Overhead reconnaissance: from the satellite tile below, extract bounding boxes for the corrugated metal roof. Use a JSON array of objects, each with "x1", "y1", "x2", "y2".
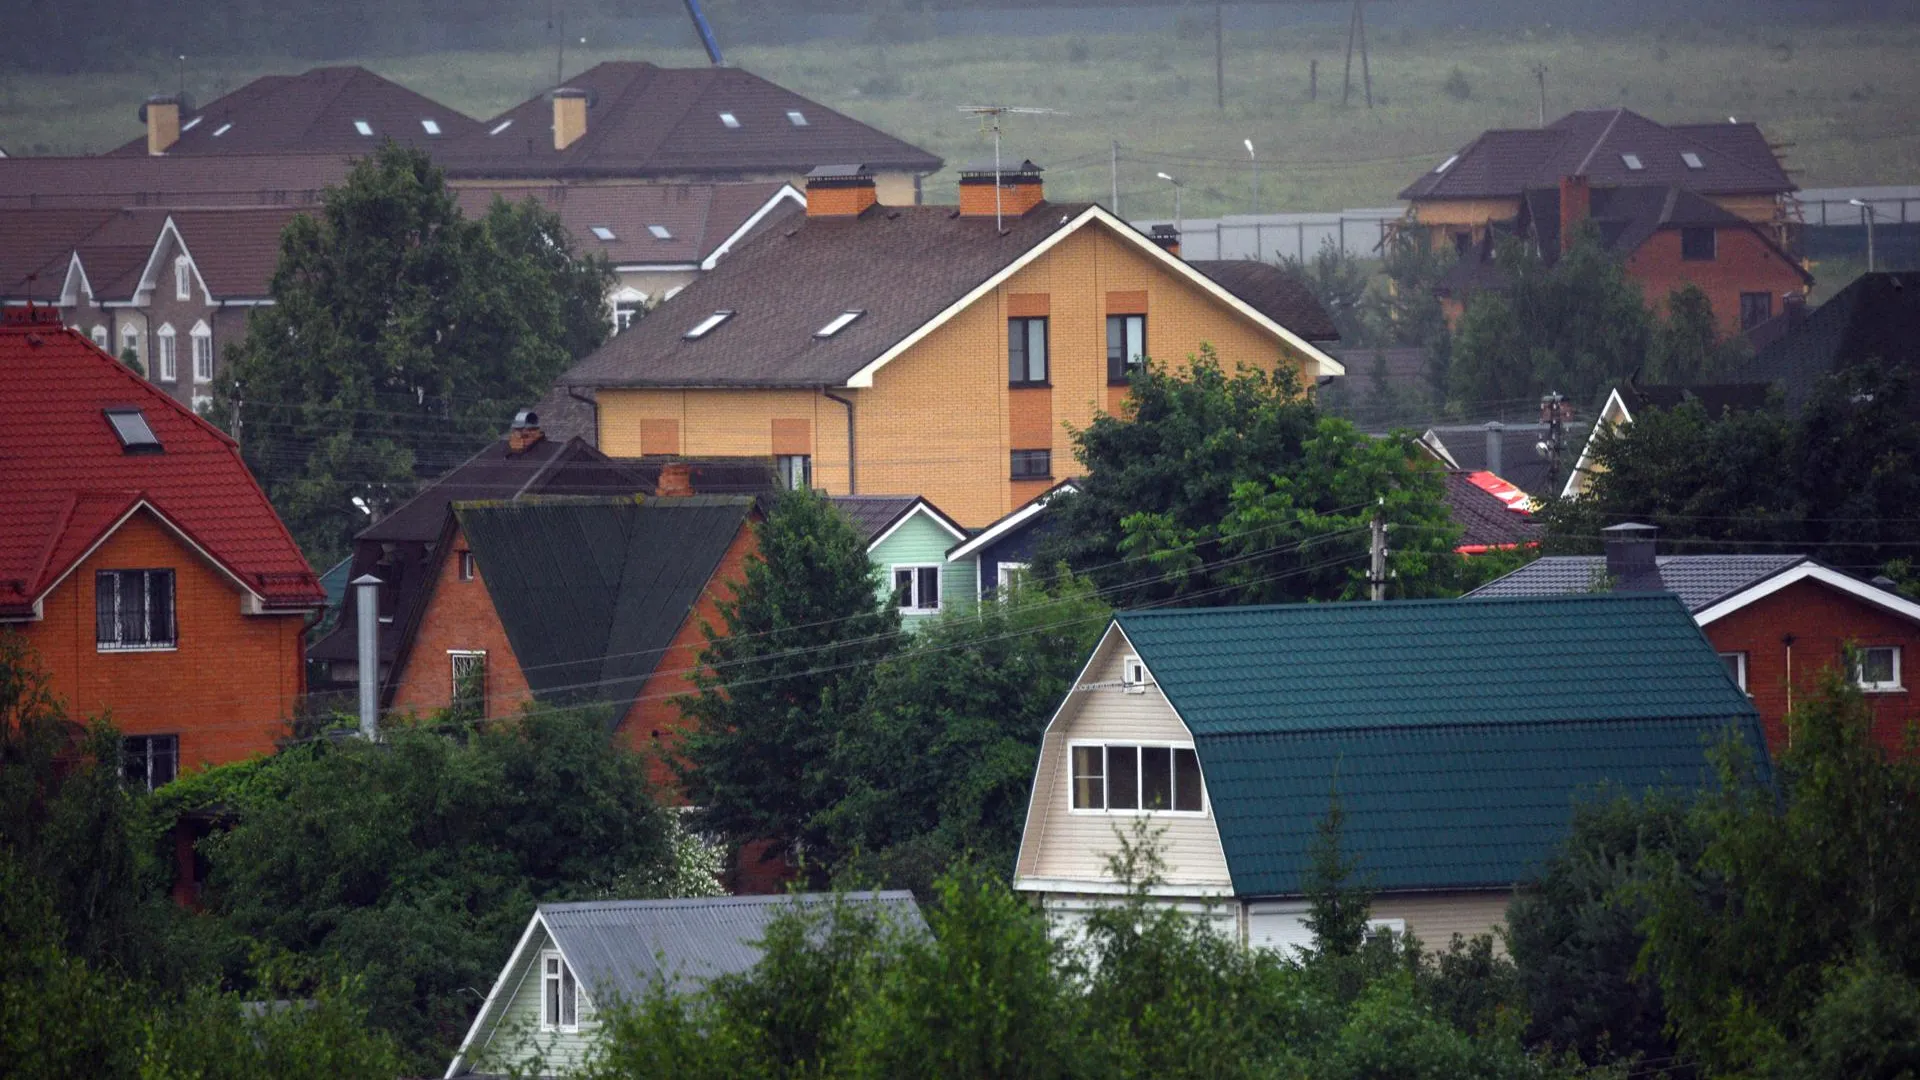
[{"x1": 1467, "y1": 554, "x2": 1807, "y2": 611}]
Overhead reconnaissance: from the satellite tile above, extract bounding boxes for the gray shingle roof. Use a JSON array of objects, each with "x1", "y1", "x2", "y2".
[
  {"x1": 1422, "y1": 424, "x2": 1577, "y2": 500},
  {"x1": 1736, "y1": 271, "x2": 1920, "y2": 416},
  {"x1": 1443, "y1": 470, "x2": 1542, "y2": 550},
  {"x1": 1467, "y1": 553, "x2": 1807, "y2": 611},
  {"x1": 1187, "y1": 260, "x2": 1340, "y2": 342},
  {"x1": 828, "y1": 495, "x2": 922, "y2": 545}
]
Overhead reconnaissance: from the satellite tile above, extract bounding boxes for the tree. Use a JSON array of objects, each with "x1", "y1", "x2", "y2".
[
  {"x1": 216, "y1": 143, "x2": 614, "y2": 565},
  {"x1": 675, "y1": 487, "x2": 901, "y2": 880},
  {"x1": 1646, "y1": 285, "x2": 1749, "y2": 383},
  {"x1": 1278, "y1": 237, "x2": 1374, "y2": 347}
]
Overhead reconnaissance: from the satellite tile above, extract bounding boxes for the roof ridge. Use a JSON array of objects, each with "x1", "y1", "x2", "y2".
[{"x1": 1571, "y1": 107, "x2": 1627, "y2": 176}]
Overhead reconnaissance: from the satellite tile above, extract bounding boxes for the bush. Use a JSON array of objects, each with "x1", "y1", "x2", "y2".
[{"x1": 1443, "y1": 67, "x2": 1474, "y2": 100}]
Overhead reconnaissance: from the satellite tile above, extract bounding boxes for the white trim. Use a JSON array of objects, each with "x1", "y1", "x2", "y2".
[
  {"x1": 131, "y1": 218, "x2": 213, "y2": 305},
  {"x1": 1695, "y1": 561, "x2": 1920, "y2": 627},
  {"x1": 538, "y1": 947, "x2": 581, "y2": 1033},
  {"x1": 1064, "y1": 738, "x2": 1207, "y2": 816},
  {"x1": 189, "y1": 319, "x2": 213, "y2": 382},
  {"x1": 868, "y1": 498, "x2": 967, "y2": 553},
  {"x1": 154, "y1": 322, "x2": 177, "y2": 382},
  {"x1": 841, "y1": 205, "x2": 1346, "y2": 389},
  {"x1": 173, "y1": 255, "x2": 193, "y2": 301},
  {"x1": 446, "y1": 912, "x2": 549, "y2": 1078},
  {"x1": 29, "y1": 500, "x2": 268, "y2": 614},
  {"x1": 1718, "y1": 650, "x2": 1749, "y2": 693},
  {"x1": 60, "y1": 252, "x2": 93, "y2": 307},
  {"x1": 612, "y1": 262, "x2": 701, "y2": 273},
  {"x1": 1015, "y1": 877, "x2": 1235, "y2": 898},
  {"x1": 701, "y1": 184, "x2": 806, "y2": 270},
  {"x1": 890, "y1": 562, "x2": 943, "y2": 614},
  {"x1": 1562, "y1": 386, "x2": 1634, "y2": 499},
  {"x1": 947, "y1": 480, "x2": 1079, "y2": 562},
  {"x1": 1854, "y1": 645, "x2": 1904, "y2": 694}
]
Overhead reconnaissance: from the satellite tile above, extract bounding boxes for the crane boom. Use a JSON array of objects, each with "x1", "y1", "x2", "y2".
[{"x1": 682, "y1": 0, "x2": 725, "y2": 66}]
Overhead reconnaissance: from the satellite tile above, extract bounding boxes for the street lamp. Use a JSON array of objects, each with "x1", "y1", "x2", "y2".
[
  {"x1": 1157, "y1": 171, "x2": 1184, "y2": 241},
  {"x1": 1849, "y1": 198, "x2": 1880, "y2": 273},
  {"x1": 1244, "y1": 138, "x2": 1258, "y2": 214}
]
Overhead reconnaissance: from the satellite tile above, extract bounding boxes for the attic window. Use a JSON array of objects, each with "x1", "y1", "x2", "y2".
[
  {"x1": 787, "y1": 110, "x2": 808, "y2": 126},
  {"x1": 489, "y1": 119, "x2": 514, "y2": 136},
  {"x1": 353, "y1": 120, "x2": 374, "y2": 136},
  {"x1": 590, "y1": 226, "x2": 617, "y2": 241},
  {"x1": 180, "y1": 116, "x2": 203, "y2": 133},
  {"x1": 421, "y1": 119, "x2": 442, "y2": 135},
  {"x1": 1682, "y1": 151, "x2": 1704, "y2": 169},
  {"x1": 1434, "y1": 154, "x2": 1458, "y2": 174},
  {"x1": 104, "y1": 408, "x2": 161, "y2": 453},
  {"x1": 683, "y1": 310, "x2": 735, "y2": 339},
  {"x1": 1621, "y1": 153, "x2": 1644, "y2": 171},
  {"x1": 814, "y1": 310, "x2": 865, "y2": 338},
  {"x1": 719, "y1": 111, "x2": 741, "y2": 129},
  {"x1": 647, "y1": 224, "x2": 673, "y2": 240},
  {"x1": 212, "y1": 123, "x2": 232, "y2": 137}
]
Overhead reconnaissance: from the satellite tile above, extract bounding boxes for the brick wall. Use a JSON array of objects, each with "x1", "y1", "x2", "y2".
[
  {"x1": 1624, "y1": 225, "x2": 1807, "y2": 336},
  {"x1": 1706, "y1": 578, "x2": 1920, "y2": 754},
  {"x1": 16, "y1": 510, "x2": 307, "y2": 772},
  {"x1": 388, "y1": 524, "x2": 538, "y2": 721}
]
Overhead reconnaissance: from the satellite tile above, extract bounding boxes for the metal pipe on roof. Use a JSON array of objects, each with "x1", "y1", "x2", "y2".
[{"x1": 354, "y1": 573, "x2": 383, "y2": 741}]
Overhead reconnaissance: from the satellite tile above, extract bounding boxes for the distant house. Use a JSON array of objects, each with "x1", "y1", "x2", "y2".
[
  {"x1": 1471, "y1": 522, "x2": 1920, "y2": 754},
  {"x1": 112, "y1": 66, "x2": 481, "y2": 157},
  {"x1": 945, "y1": 478, "x2": 1080, "y2": 600},
  {"x1": 1443, "y1": 470, "x2": 1540, "y2": 553},
  {"x1": 1734, "y1": 270, "x2": 1920, "y2": 416},
  {"x1": 1418, "y1": 422, "x2": 1576, "y2": 500},
  {"x1": 1013, "y1": 595, "x2": 1763, "y2": 951},
  {"x1": 1560, "y1": 380, "x2": 1773, "y2": 498},
  {"x1": 830, "y1": 495, "x2": 974, "y2": 622}
]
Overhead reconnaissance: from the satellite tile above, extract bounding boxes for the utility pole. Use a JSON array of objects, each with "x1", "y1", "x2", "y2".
[
  {"x1": 1214, "y1": 0, "x2": 1225, "y2": 112},
  {"x1": 1309, "y1": 58, "x2": 1318, "y2": 102},
  {"x1": 1111, "y1": 140, "x2": 1120, "y2": 215},
  {"x1": 1369, "y1": 501, "x2": 1387, "y2": 602},
  {"x1": 1342, "y1": 2, "x2": 1357, "y2": 106},
  {"x1": 1538, "y1": 390, "x2": 1573, "y2": 483},
  {"x1": 1358, "y1": 0, "x2": 1372, "y2": 108},
  {"x1": 1532, "y1": 64, "x2": 1548, "y2": 126}
]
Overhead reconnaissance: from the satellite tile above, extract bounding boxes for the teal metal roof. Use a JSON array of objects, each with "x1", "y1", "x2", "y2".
[{"x1": 1112, "y1": 595, "x2": 1765, "y2": 895}]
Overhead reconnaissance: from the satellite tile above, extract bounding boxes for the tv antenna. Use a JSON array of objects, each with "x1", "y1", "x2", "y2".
[{"x1": 957, "y1": 105, "x2": 1065, "y2": 232}]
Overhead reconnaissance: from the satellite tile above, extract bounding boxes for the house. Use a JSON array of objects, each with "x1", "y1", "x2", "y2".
[
  {"x1": 558, "y1": 161, "x2": 1345, "y2": 529},
  {"x1": 384, "y1": 494, "x2": 758, "y2": 790},
  {"x1": 1013, "y1": 593, "x2": 1764, "y2": 951},
  {"x1": 0, "y1": 305, "x2": 324, "y2": 781},
  {"x1": 829, "y1": 495, "x2": 975, "y2": 622},
  {"x1": 1398, "y1": 109, "x2": 1796, "y2": 256},
  {"x1": 113, "y1": 67, "x2": 482, "y2": 157},
  {"x1": 1444, "y1": 470, "x2": 1540, "y2": 553},
  {"x1": 0, "y1": 152, "x2": 355, "y2": 212},
  {"x1": 1734, "y1": 270, "x2": 1920, "y2": 416},
  {"x1": 945, "y1": 478, "x2": 1080, "y2": 600},
  {"x1": 1560, "y1": 380, "x2": 1774, "y2": 498},
  {"x1": 1470, "y1": 522, "x2": 1920, "y2": 754},
  {"x1": 433, "y1": 61, "x2": 942, "y2": 204},
  {"x1": 1418, "y1": 422, "x2": 1576, "y2": 500},
  {"x1": 446, "y1": 892, "x2": 923, "y2": 1079}
]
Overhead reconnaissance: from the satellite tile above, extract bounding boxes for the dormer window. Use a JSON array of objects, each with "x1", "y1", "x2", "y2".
[
  {"x1": 1621, "y1": 153, "x2": 1644, "y2": 171},
  {"x1": 104, "y1": 408, "x2": 161, "y2": 453},
  {"x1": 212, "y1": 123, "x2": 232, "y2": 137},
  {"x1": 719, "y1": 112, "x2": 741, "y2": 129},
  {"x1": 683, "y1": 310, "x2": 735, "y2": 339},
  {"x1": 814, "y1": 310, "x2": 864, "y2": 338},
  {"x1": 490, "y1": 119, "x2": 514, "y2": 136},
  {"x1": 421, "y1": 119, "x2": 442, "y2": 135},
  {"x1": 1681, "y1": 151, "x2": 1704, "y2": 169},
  {"x1": 786, "y1": 110, "x2": 808, "y2": 126},
  {"x1": 590, "y1": 226, "x2": 616, "y2": 241},
  {"x1": 353, "y1": 120, "x2": 374, "y2": 136},
  {"x1": 648, "y1": 225, "x2": 673, "y2": 240}
]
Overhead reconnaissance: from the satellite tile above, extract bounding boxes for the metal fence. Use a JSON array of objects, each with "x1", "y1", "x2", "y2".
[
  {"x1": 1130, "y1": 210, "x2": 1403, "y2": 263},
  {"x1": 1796, "y1": 186, "x2": 1920, "y2": 268}
]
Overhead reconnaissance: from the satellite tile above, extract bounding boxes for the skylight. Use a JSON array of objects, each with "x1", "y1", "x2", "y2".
[
  {"x1": 590, "y1": 226, "x2": 617, "y2": 241},
  {"x1": 684, "y1": 310, "x2": 736, "y2": 339},
  {"x1": 1681, "y1": 151, "x2": 1705, "y2": 169},
  {"x1": 354, "y1": 120, "x2": 374, "y2": 136},
  {"x1": 421, "y1": 118, "x2": 442, "y2": 135},
  {"x1": 719, "y1": 112, "x2": 741, "y2": 129},
  {"x1": 490, "y1": 119, "x2": 514, "y2": 136},
  {"x1": 648, "y1": 225, "x2": 673, "y2": 240},
  {"x1": 1621, "y1": 153, "x2": 1644, "y2": 170},
  {"x1": 787, "y1": 110, "x2": 808, "y2": 126},
  {"x1": 104, "y1": 408, "x2": 161, "y2": 453},
  {"x1": 212, "y1": 123, "x2": 232, "y2": 137},
  {"x1": 180, "y1": 116, "x2": 203, "y2": 133},
  {"x1": 1434, "y1": 154, "x2": 1459, "y2": 174},
  {"x1": 814, "y1": 310, "x2": 865, "y2": 338}
]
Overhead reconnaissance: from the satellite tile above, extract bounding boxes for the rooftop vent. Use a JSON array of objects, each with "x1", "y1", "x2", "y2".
[
  {"x1": 590, "y1": 226, "x2": 616, "y2": 241},
  {"x1": 684, "y1": 310, "x2": 735, "y2": 340},
  {"x1": 353, "y1": 120, "x2": 374, "y2": 136},
  {"x1": 719, "y1": 111, "x2": 741, "y2": 129},
  {"x1": 815, "y1": 310, "x2": 865, "y2": 338},
  {"x1": 648, "y1": 225, "x2": 673, "y2": 240},
  {"x1": 104, "y1": 408, "x2": 161, "y2": 453}
]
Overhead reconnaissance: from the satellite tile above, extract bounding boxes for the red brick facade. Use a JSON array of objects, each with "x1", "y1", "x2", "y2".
[{"x1": 1623, "y1": 224, "x2": 1809, "y2": 337}]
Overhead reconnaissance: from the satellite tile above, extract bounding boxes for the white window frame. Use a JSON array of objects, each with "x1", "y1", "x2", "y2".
[
  {"x1": 775, "y1": 454, "x2": 812, "y2": 491},
  {"x1": 540, "y1": 950, "x2": 579, "y2": 1032},
  {"x1": 121, "y1": 324, "x2": 141, "y2": 362},
  {"x1": 996, "y1": 561, "x2": 1029, "y2": 592},
  {"x1": 1066, "y1": 740, "x2": 1206, "y2": 816},
  {"x1": 458, "y1": 551, "x2": 475, "y2": 582},
  {"x1": 449, "y1": 650, "x2": 487, "y2": 713},
  {"x1": 122, "y1": 733, "x2": 179, "y2": 792},
  {"x1": 892, "y1": 563, "x2": 941, "y2": 615},
  {"x1": 174, "y1": 256, "x2": 192, "y2": 301},
  {"x1": 683, "y1": 310, "x2": 734, "y2": 340},
  {"x1": 1719, "y1": 651, "x2": 1748, "y2": 693},
  {"x1": 154, "y1": 323, "x2": 177, "y2": 382},
  {"x1": 1681, "y1": 151, "x2": 1704, "y2": 169},
  {"x1": 1855, "y1": 646, "x2": 1904, "y2": 693},
  {"x1": 1621, "y1": 153, "x2": 1644, "y2": 171},
  {"x1": 91, "y1": 325, "x2": 109, "y2": 349},
  {"x1": 353, "y1": 120, "x2": 374, "y2": 136},
  {"x1": 1121, "y1": 654, "x2": 1149, "y2": 693},
  {"x1": 190, "y1": 321, "x2": 213, "y2": 383},
  {"x1": 421, "y1": 118, "x2": 441, "y2": 135},
  {"x1": 718, "y1": 111, "x2": 741, "y2": 129},
  {"x1": 611, "y1": 288, "x2": 647, "y2": 334},
  {"x1": 786, "y1": 109, "x2": 808, "y2": 126}
]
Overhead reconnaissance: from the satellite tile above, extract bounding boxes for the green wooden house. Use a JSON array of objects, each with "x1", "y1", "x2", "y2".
[{"x1": 831, "y1": 495, "x2": 974, "y2": 623}]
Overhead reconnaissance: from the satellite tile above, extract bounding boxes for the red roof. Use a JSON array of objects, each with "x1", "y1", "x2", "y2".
[{"x1": 0, "y1": 306, "x2": 322, "y2": 616}]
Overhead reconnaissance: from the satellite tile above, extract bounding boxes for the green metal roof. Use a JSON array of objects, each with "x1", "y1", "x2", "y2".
[
  {"x1": 1113, "y1": 595, "x2": 1765, "y2": 895},
  {"x1": 455, "y1": 496, "x2": 753, "y2": 721}
]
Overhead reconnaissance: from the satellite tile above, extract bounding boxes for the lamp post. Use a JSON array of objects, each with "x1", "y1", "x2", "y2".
[
  {"x1": 1244, "y1": 138, "x2": 1258, "y2": 214},
  {"x1": 1157, "y1": 171, "x2": 1183, "y2": 241},
  {"x1": 1849, "y1": 198, "x2": 1880, "y2": 273}
]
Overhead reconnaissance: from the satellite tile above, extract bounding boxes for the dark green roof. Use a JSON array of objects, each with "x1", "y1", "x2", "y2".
[
  {"x1": 455, "y1": 496, "x2": 753, "y2": 721},
  {"x1": 1114, "y1": 595, "x2": 1765, "y2": 895}
]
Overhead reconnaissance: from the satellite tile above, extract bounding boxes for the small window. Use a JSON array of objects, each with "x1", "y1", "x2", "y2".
[
  {"x1": 1010, "y1": 449, "x2": 1051, "y2": 481},
  {"x1": 1740, "y1": 291, "x2": 1773, "y2": 330},
  {"x1": 154, "y1": 324, "x2": 177, "y2": 382},
  {"x1": 489, "y1": 119, "x2": 514, "y2": 136},
  {"x1": 996, "y1": 561, "x2": 1029, "y2": 592},
  {"x1": 421, "y1": 118, "x2": 441, "y2": 135},
  {"x1": 120, "y1": 325, "x2": 141, "y2": 361},
  {"x1": 647, "y1": 224, "x2": 673, "y2": 240},
  {"x1": 718, "y1": 111, "x2": 741, "y2": 129},
  {"x1": 180, "y1": 115, "x2": 203, "y2": 133},
  {"x1": 174, "y1": 256, "x2": 192, "y2": 301},
  {"x1": 787, "y1": 110, "x2": 808, "y2": 126},
  {"x1": 1719, "y1": 651, "x2": 1748, "y2": 692},
  {"x1": 96, "y1": 569, "x2": 176, "y2": 651},
  {"x1": 541, "y1": 951, "x2": 578, "y2": 1031},
  {"x1": 1008, "y1": 316, "x2": 1048, "y2": 385},
  {"x1": 590, "y1": 226, "x2": 616, "y2": 242},
  {"x1": 814, "y1": 310, "x2": 864, "y2": 338},
  {"x1": 450, "y1": 651, "x2": 487, "y2": 714},
  {"x1": 776, "y1": 454, "x2": 811, "y2": 491},
  {"x1": 1621, "y1": 153, "x2": 1644, "y2": 171},
  {"x1": 122, "y1": 734, "x2": 178, "y2": 791},
  {"x1": 892, "y1": 565, "x2": 941, "y2": 614},
  {"x1": 1434, "y1": 154, "x2": 1458, "y2": 174},
  {"x1": 1856, "y1": 646, "x2": 1903, "y2": 692},
  {"x1": 191, "y1": 395, "x2": 212, "y2": 415},
  {"x1": 458, "y1": 551, "x2": 475, "y2": 581},
  {"x1": 353, "y1": 120, "x2": 374, "y2": 136},
  {"x1": 1122, "y1": 655, "x2": 1148, "y2": 692},
  {"x1": 1070, "y1": 743, "x2": 1203, "y2": 813},
  {"x1": 90, "y1": 326, "x2": 109, "y2": 349},
  {"x1": 684, "y1": 310, "x2": 734, "y2": 340},
  {"x1": 1681, "y1": 151, "x2": 1705, "y2": 169},
  {"x1": 1106, "y1": 313, "x2": 1146, "y2": 384},
  {"x1": 1680, "y1": 227, "x2": 1716, "y2": 262},
  {"x1": 613, "y1": 298, "x2": 643, "y2": 333},
  {"x1": 190, "y1": 322, "x2": 212, "y2": 383},
  {"x1": 212, "y1": 123, "x2": 232, "y2": 137}
]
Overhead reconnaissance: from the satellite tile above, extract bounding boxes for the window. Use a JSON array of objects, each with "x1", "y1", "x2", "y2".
[
  {"x1": 105, "y1": 406, "x2": 160, "y2": 452},
  {"x1": 353, "y1": 120, "x2": 373, "y2": 136},
  {"x1": 155, "y1": 324, "x2": 177, "y2": 382},
  {"x1": 893, "y1": 565, "x2": 941, "y2": 614},
  {"x1": 1680, "y1": 227, "x2": 1716, "y2": 261},
  {"x1": 1740, "y1": 291, "x2": 1773, "y2": 329},
  {"x1": 1070, "y1": 743, "x2": 1203, "y2": 813},
  {"x1": 489, "y1": 118, "x2": 513, "y2": 136},
  {"x1": 1682, "y1": 151, "x2": 1705, "y2": 169},
  {"x1": 718, "y1": 111, "x2": 741, "y2": 129},
  {"x1": 683, "y1": 310, "x2": 734, "y2": 339},
  {"x1": 90, "y1": 325, "x2": 109, "y2": 349},
  {"x1": 648, "y1": 224, "x2": 673, "y2": 240},
  {"x1": 450, "y1": 651, "x2": 487, "y2": 713},
  {"x1": 122, "y1": 735, "x2": 178, "y2": 791},
  {"x1": 1621, "y1": 153, "x2": 1644, "y2": 170},
  {"x1": 190, "y1": 321, "x2": 212, "y2": 382},
  {"x1": 1434, "y1": 154, "x2": 1458, "y2": 174},
  {"x1": 96, "y1": 569, "x2": 176, "y2": 651},
  {"x1": 1106, "y1": 314, "x2": 1146, "y2": 383},
  {"x1": 1122, "y1": 654, "x2": 1148, "y2": 692},
  {"x1": 814, "y1": 310, "x2": 864, "y2": 338},
  {"x1": 776, "y1": 454, "x2": 812, "y2": 491},
  {"x1": 786, "y1": 109, "x2": 808, "y2": 126},
  {"x1": 1452, "y1": 230, "x2": 1472, "y2": 255},
  {"x1": 120, "y1": 325, "x2": 140, "y2": 363},
  {"x1": 212, "y1": 122, "x2": 232, "y2": 137},
  {"x1": 1008, "y1": 317, "x2": 1048, "y2": 385},
  {"x1": 613, "y1": 297, "x2": 643, "y2": 333},
  {"x1": 996, "y1": 562, "x2": 1029, "y2": 591},
  {"x1": 421, "y1": 118, "x2": 441, "y2": 135},
  {"x1": 191, "y1": 395, "x2": 212, "y2": 415},
  {"x1": 590, "y1": 226, "x2": 616, "y2": 241},
  {"x1": 458, "y1": 551, "x2": 475, "y2": 581},
  {"x1": 181, "y1": 115, "x2": 203, "y2": 133},
  {"x1": 1719, "y1": 651, "x2": 1748, "y2": 692},
  {"x1": 1010, "y1": 449, "x2": 1051, "y2": 480},
  {"x1": 541, "y1": 951, "x2": 578, "y2": 1031},
  {"x1": 174, "y1": 256, "x2": 192, "y2": 301},
  {"x1": 1856, "y1": 646, "x2": 1903, "y2": 692}
]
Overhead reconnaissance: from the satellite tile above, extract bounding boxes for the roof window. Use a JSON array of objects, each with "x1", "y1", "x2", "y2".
[
  {"x1": 180, "y1": 116, "x2": 203, "y2": 133},
  {"x1": 1434, "y1": 154, "x2": 1458, "y2": 174},
  {"x1": 1621, "y1": 153, "x2": 1644, "y2": 170},
  {"x1": 421, "y1": 118, "x2": 442, "y2": 135},
  {"x1": 104, "y1": 408, "x2": 161, "y2": 453},
  {"x1": 814, "y1": 310, "x2": 865, "y2": 338},
  {"x1": 684, "y1": 310, "x2": 736, "y2": 340},
  {"x1": 590, "y1": 226, "x2": 617, "y2": 241},
  {"x1": 1681, "y1": 151, "x2": 1704, "y2": 169},
  {"x1": 719, "y1": 112, "x2": 742, "y2": 129},
  {"x1": 647, "y1": 224, "x2": 673, "y2": 240},
  {"x1": 212, "y1": 123, "x2": 232, "y2": 137},
  {"x1": 353, "y1": 120, "x2": 374, "y2": 136},
  {"x1": 787, "y1": 110, "x2": 808, "y2": 126},
  {"x1": 490, "y1": 119, "x2": 514, "y2": 136}
]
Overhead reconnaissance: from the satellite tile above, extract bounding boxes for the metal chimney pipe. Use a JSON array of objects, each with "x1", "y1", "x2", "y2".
[
  {"x1": 1484, "y1": 421, "x2": 1504, "y2": 477},
  {"x1": 352, "y1": 573, "x2": 383, "y2": 740}
]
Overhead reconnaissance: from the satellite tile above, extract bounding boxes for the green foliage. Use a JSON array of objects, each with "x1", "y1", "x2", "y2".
[
  {"x1": 119, "y1": 343, "x2": 144, "y2": 377},
  {"x1": 1647, "y1": 285, "x2": 1750, "y2": 383},
  {"x1": 216, "y1": 143, "x2": 614, "y2": 565},
  {"x1": 675, "y1": 487, "x2": 902, "y2": 880},
  {"x1": 1278, "y1": 237, "x2": 1373, "y2": 346},
  {"x1": 825, "y1": 574, "x2": 1111, "y2": 893},
  {"x1": 1304, "y1": 791, "x2": 1372, "y2": 961}
]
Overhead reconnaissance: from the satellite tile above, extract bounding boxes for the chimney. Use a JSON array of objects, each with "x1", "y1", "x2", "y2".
[
  {"x1": 804, "y1": 164, "x2": 878, "y2": 217},
  {"x1": 1558, "y1": 174, "x2": 1591, "y2": 254},
  {"x1": 1148, "y1": 224, "x2": 1182, "y2": 259},
  {"x1": 353, "y1": 573, "x2": 383, "y2": 741},
  {"x1": 551, "y1": 87, "x2": 589, "y2": 151},
  {"x1": 1602, "y1": 522, "x2": 1661, "y2": 591},
  {"x1": 657, "y1": 462, "x2": 693, "y2": 497},
  {"x1": 142, "y1": 95, "x2": 181, "y2": 156},
  {"x1": 1483, "y1": 421, "x2": 1504, "y2": 477},
  {"x1": 958, "y1": 158, "x2": 1045, "y2": 219},
  {"x1": 507, "y1": 409, "x2": 543, "y2": 454}
]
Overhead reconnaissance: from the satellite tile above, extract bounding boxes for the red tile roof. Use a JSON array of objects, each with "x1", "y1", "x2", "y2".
[
  {"x1": 109, "y1": 67, "x2": 482, "y2": 157},
  {"x1": 0, "y1": 307, "x2": 322, "y2": 616}
]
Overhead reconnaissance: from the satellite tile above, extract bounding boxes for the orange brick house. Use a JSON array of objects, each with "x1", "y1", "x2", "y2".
[
  {"x1": 557, "y1": 161, "x2": 1345, "y2": 529},
  {"x1": 0, "y1": 306, "x2": 324, "y2": 785}
]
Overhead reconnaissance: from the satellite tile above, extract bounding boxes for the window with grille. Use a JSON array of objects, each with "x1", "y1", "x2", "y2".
[
  {"x1": 450, "y1": 651, "x2": 487, "y2": 714},
  {"x1": 95, "y1": 569, "x2": 176, "y2": 650},
  {"x1": 1107, "y1": 314, "x2": 1146, "y2": 383},
  {"x1": 892, "y1": 565, "x2": 941, "y2": 614},
  {"x1": 122, "y1": 734, "x2": 178, "y2": 791},
  {"x1": 1071, "y1": 743, "x2": 1203, "y2": 813},
  {"x1": 1008, "y1": 317, "x2": 1049, "y2": 385}
]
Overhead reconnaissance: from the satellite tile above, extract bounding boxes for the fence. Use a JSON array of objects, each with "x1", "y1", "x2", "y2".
[
  {"x1": 1795, "y1": 186, "x2": 1920, "y2": 268},
  {"x1": 1130, "y1": 209, "x2": 1403, "y2": 263}
]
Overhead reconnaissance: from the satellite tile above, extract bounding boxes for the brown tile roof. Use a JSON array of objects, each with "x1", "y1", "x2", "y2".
[
  {"x1": 66, "y1": 209, "x2": 175, "y2": 303},
  {"x1": 1187, "y1": 260, "x2": 1340, "y2": 342},
  {"x1": 0, "y1": 209, "x2": 117, "y2": 298},
  {"x1": 0, "y1": 153, "x2": 355, "y2": 210},
  {"x1": 1443, "y1": 470, "x2": 1543, "y2": 551},
  {"x1": 109, "y1": 67, "x2": 481, "y2": 156},
  {"x1": 452, "y1": 180, "x2": 800, "y2": 267},
  {"x1": 1400, "y1": 109, "x2": 1793, "y2": 201},
  {"x1": 166, "y1": 207, "x2": 304, "y2": 298},
  {"x1": 435, "y1": 62, "x2": 941, "y2": 180}
]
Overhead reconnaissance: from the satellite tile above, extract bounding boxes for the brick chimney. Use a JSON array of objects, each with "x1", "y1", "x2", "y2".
[
  {"x1": 506, "y1": 409, "x2": 544, "y2": 454},
  {"x1": 1602, "y1": 522, "x2": 1661, "y2": 591},
  {"x1": 142, "y1": 95, "x2": 181, "y2": 156},
  {"x1": 1558, "y1": 175, "x2": 1591, "y2": 254},
  {"x1": 656, "y1": 462, "x2": 693, "y2": 497},
  {"x1": 958, "y1": 159, "x2": 1045, "y2": 219},
  {"x1": 1148, "y1": 224, "x2": 1182, "y2": 259},
  {"x1": 804, "y1": 164, "x2": 878, "y2": 217},
  {"x1": 551, "y1": 87, "x2": 589, "y2": 151}
]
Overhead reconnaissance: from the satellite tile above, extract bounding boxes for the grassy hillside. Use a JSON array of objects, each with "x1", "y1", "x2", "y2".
[{"x1": 3, "y1": 20, "x2": 1916, "y2": 218}]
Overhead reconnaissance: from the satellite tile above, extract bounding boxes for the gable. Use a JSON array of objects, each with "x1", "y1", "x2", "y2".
[{"x1": 1696, "y1": 562, "x2": 1920, "y2": 628}]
